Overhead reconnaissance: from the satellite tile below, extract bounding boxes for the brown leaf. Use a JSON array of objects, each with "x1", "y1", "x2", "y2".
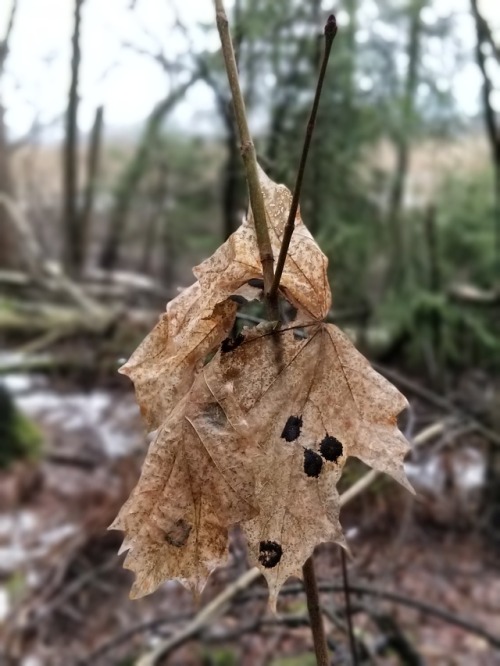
[
  {"x1": 119, "y1": 282, "x2": 236, "y2": 431},
  {"x1": 110, "y1": 369, "x2": 258, "y2": 598},
  {"x1": 207, "y1": 322, "x2": 411, "y2": 605},
  {"x1": 194, "y1": 165, "x2": 331, "y2": 320}
]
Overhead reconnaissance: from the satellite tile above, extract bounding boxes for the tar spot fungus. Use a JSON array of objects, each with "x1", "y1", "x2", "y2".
[
  {"x1": 281, "y1": 415, "x2": 303, "y2": 442},
  {"x1": 164, "y1": 519, "x2": 192, "y2": 548},
  {"x1": 303, "y1": 448, "x2": 323, "y2": 477},
  {"x1": 319, "y1": 434, "x2": 343, "y2": 462},
  {"x1": 258, "y1": 540, "x2": 283, "y2": 568},
  {"x1": 221, "y1": 333, "x2": 245, "y2": 353}
]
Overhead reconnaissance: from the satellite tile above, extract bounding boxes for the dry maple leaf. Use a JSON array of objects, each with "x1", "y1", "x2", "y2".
[
  {"x1": 113, "y1": 162, "x2": 411, "y2": 608},
  {"x1": 205, "y1": 322, "x2": 412, "y2": 607},
  {"x1": 119, "y1": 281, "x2": 236, "y2": 431},
  {"x1": 110, "y1": 367, "x2": 258, "y2": 598},
  {"x1": 194, "y1": 165, "x2": 331, "y2": 321},
  {"x1": 119, "y1": 166, "x2": 328, "y2": 432}
]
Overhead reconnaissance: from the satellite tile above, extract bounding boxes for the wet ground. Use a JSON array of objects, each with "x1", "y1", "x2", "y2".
[{"x1": 0, "y1": 368, "x2": 498, "y2": 665}]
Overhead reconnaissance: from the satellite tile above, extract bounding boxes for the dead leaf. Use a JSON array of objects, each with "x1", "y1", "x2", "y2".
[
  {"x1": 194, "y1": 165, "x2": 331, "y2": 320},
  {"x1": 206, "y1": 322, "x2": 412, "y2": 605},
  {"x1": 119, "y1": 281, "x2": 236, "y2": 431},
  {"x1": 110, "y1": 369, "x2": 258, "y2": 598}
]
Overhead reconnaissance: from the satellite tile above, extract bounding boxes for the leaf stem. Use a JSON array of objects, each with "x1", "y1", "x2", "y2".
[
  {"x1": 341, "y1": 547, "x2": 358, "y2": 665},
  {"x1": 302, "y1": 556, "x2": 330, "y2": 666},
  {"x1": 269, "y1": 15, "x2": 337, "y2": 302},
  {"x1": 214, "y1": 0, "x2": 278, "y2": 319}
]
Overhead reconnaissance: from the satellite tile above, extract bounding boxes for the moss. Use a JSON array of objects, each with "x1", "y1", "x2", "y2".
[
  {"x1": 270, "y1": 655, "x2": 317, "y2": 666},
  {"x1": 199, "y1": 647, "x2": 239, "y2": 666},
  {"x1": 0, "y1": 385, "x2": 42, "y2": 469}
]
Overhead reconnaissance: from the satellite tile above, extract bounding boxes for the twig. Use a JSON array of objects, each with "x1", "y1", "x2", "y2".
[
  {"x1": 341, "y1": 548, "x2": 358, "y2": 665},
  {"x1": 135, "y1": 567, "x2": 260, "y2": 666},
  {"x1": 374, "y1": 363, "x2": 500, "y2": 448},
  {"x1": 269, "y1": 15, "x2": 337, "y2": 301},
  {"x1": 242, "y1": 582, "x2": 500, "y2": 650},
  {"x1": 214, "y1": 0, "x2": 277, "y2": 318},
  {"x1": 84, "y1": 564, "x2": 500, "y2": 665},
  {"x1": 302, "y1": 556, "x2": 330, "y2": 666}
]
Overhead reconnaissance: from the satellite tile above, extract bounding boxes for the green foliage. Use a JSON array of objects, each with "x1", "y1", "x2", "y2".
[
  {"x1": 200, "y1": 647, "x2": 238, "y2": 666},
  {"x1": 437, "y1": 169, "x2": 497, "y2": 286},
  {"x1": 270, "y1": 655, "x2": 317, "y2": 666},
  {"x1": 0, "y1": 385, "x2": 42, "y2": 469}
]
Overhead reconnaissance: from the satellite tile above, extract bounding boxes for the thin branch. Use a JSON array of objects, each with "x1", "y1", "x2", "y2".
[
  {"x1": 269, "y1": 15, "x2": 337, "y2": 301},
  {"x1": 242, "y1": 582, "x2": 500, "y2": 650},
  {"x1": 83, "y1": 557, "x2": 500, "y2": 665},
  {"x1": 302, "y1": 556, "x2": 330, "y2": 666},
  {"x1": 213, "y1": 0, "x2": 277, "y2": 318},
  {"x1": 341, "y1": 548, "x2": 359, "y2": 665},
  {"x1": 0, "y1": 0, "x2": 17, "y2": 75},
  {"x1": 135, "y1": 568, "x2": 261, "y2": 666}
]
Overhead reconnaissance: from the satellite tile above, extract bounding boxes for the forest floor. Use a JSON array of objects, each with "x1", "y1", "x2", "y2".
[{"x1": 0, "y1": 369, "x2": 499, "y2": 666}]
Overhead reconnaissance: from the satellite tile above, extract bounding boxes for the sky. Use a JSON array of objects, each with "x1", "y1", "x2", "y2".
[{"x1": 0, "y1": 0, "x2": 499, "y2": 140}]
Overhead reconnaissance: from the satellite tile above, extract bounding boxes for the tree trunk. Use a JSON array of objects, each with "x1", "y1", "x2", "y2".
[
  {"x1": 387, "y1": 0, "x2": 426, "y2": 284},
  {"x1": 0, "y1": 1, "x2": 20, "y2": 269},
  {"x1": 222, "y1": 107, "x2": 243, "y2": 239},
  {"x1": 470, "y1": 0, "x2": 500, "y2": 545},
  {"x1": 79, "y1": 105, "x2": 104, "y2": 274},
  {"x1": 62, "y1": 0, "x2": 84, "y2": 276},
  {"x1": 0, "y1": 104, "x2": 18, "y2": 268},
  {"x1": 139, "y1": 157, "x2": 169, "y2": 275},
  {"x1": 99, "y1": 75, "x2": 198, "y2": 271},
  {"x1": 471, "y1": 0, "x2": 500, "y2": 276}
]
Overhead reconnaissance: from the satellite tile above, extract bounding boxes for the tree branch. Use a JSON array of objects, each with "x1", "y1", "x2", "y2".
[
  {"x1": 0, "y1": 0, "x2": 17, "y2": 76},
  {"x1": 269, "y1": 15, "x2": 337, "y2": 302},
  {"x1": 213, "y1": 0, "x2": 277, "y2": 318}
]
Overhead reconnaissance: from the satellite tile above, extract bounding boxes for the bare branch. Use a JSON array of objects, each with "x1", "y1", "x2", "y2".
[
  {"x1": 0, "y1": 0, "x2": 18, "y2": 76},
  {"x1": 213, "y1": 0, "x2": 277, "y2": 318}
]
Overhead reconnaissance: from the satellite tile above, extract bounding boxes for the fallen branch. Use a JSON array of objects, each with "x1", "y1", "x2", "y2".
[
  {"x1": 0, "y1": 193, "x2": 107, "y2": 322},
  {"x1": 135, "y1": 568, "x2": 261, "y2": 666}
]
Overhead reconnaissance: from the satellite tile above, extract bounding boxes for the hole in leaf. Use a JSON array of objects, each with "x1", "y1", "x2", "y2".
[
  {"x1": 229, "y1": 294, "x2": 248, "y2": 305},
  {"x1": 247, "y1": 278, "x2": 264, "y2": 289},
  {"x1": 303, "y1": 448, "x2": 323, "y2": 477},
  {"x1": 281, "y1": 415, "x2": 303, "y2": 442},
  {"x1": 319, "y1": 435, "x2": 343, "y2": 462},
  {"x1": 164, "y1": 519, "x2": 192, "y2": 548},
  {"x1": 258, "y1": 540, "x2": 283, "y2": 568},
  {"x1": 221, "y1": 333, "x2": 245, "y2": 353}
]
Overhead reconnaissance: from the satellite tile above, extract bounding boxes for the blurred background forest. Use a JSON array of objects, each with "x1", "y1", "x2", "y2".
[{"x1": 1, "y1": 0, "x2": 500, "y2": 664}]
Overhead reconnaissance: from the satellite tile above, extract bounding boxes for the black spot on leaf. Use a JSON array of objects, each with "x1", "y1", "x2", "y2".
[
  {"x1": 164, "y1": 519, "x2": 192, "y2": 547},
  {"x1": 221, "y1": 333, "x2": 245, "y2": 353},
  {"x1": 303, "y1": 448, "x2": 323, "y2": 477},
  {"x1": 281, "y1": 415, "x2": 303, "y2": 442},
  {"x1": 258, "y1": 540, "x2": 283, "y2": 568},
  {"x1": 319, "y1": 435, "x2": 343, "y2": 462},
  {"x1": 247, "y1": 278, "x2": 264, "y2": 289}
]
